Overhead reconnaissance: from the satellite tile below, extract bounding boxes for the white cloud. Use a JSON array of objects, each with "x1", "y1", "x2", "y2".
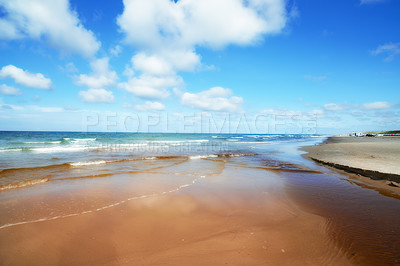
[
  {"x1": 75, "y1": 57, "x2": 118, "y2": 89},
  {"x1": 117, "y1": 0, "x2": 286, "y2": 50},
  {"x1": 119, "y1": 74, "x2": 182, "y2": 99},
  {"x1": 132, "y1": 50, "x2": 201, "y2": 76},
  {"x1": 0, "y1": 19, "x2": 22, "y2": 39},
  {"x1": 0, "y1": 65, "x2": 52, "y2": 89},
  {"x1": 323, "y1": 103, "x2": 349, "y2": 111},
  {"x1": 135, "y1": 101, "x2": 165, "y2": 111},
  {"x1": 65, "y1": 62, "x2": 78, "y2": 73},
  {"x1": 117, "y1": 0, "x2": 287, "y2": 100},
  {"x1": 0, "y1": 101, "x2": 24, "y2": 111},
  {"x1": 122, "y1": 103, "x2": 133, "y2": 109},
  {"x1": 110, "y1": 45, "x2": 122, "y2": 56},
  {"x1": 122, "y1": 65, "x2": 134, "y2": 77},
  {"x1": 362, "y1": 101, "x2": 392, "y2": 110},
  {"x1": 63, "y1": 105, "x2": 78, "y2": 111},
  {"x1": 262, "y1": 108, "x2": 301, "y2": 116},
  {"x1": 0, "y1": 84, "x2": 21, "y2": 95},
  {"x1": 351, "y1": 110, "x2": 364, "y2": 117},
  {"x1": 0, "y1": 0, "x2": 100, "y2": 58},
  {"x1": 309, "y1": 109, "x2": 324, "y2": 116},
  {"x1": 181, "y1": 87, "x2": 242, "y2": 112},
  {"x1": 372, "y1": 42, "x2": 400, "y2": 61},
  {"x1": 79, "y1": 88, "x2": 114, "y2": 103},
  {"x1": 122, "y1": 50, "x2": 200, "y2": 99},
  {"x1": 132, "y1": 53, "x2": 174, "y2": 76},
  {"x1": 0, "y1": 103, "x2": 67, "y2": 112}
]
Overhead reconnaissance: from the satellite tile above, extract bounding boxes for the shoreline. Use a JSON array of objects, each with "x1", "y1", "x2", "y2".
[
  {"x1": 302, "y1": 136, "x2": 400, "y2": 194},
  {"x1": 2, "y1": 134, "x2": 400, "y2": 264},
  {"x1": 0, "y1": 149, "x2": 351, "y2": 265}
]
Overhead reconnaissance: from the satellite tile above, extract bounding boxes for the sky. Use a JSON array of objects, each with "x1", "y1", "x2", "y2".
[{"x1": 0, "y1": 0, "x2": 399, "y2": 134}]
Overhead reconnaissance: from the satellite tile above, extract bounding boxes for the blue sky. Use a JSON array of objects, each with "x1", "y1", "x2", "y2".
[{"x1": 0, "y1": 0, "x2": 399, "y2": 134}]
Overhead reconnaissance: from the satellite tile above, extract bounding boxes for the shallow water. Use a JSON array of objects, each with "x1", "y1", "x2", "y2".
[
  {"x1": 0, "y1": 132, "x2": 320, "y2": 190},
  {"x1": 1, "y1": 132, "x2": 400, "y2": 264}
]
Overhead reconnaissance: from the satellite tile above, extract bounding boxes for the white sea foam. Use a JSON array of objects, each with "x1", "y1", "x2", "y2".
[
  {"x1": 0, "y1": 178, "x2": 49, "y2": 191},
  {"x1": 70, "y1": 138, "x2": 96, "y2": 143},
  {"x1": 0, "y1": 148, "x2": 22, "y2": 152},
  {"x1": 24, "y1": 141, "x2": 61, "y2": 144},
  {"x1": 69, "y1": 160, "x2": 109, "y2": 167},
  {"x1": 32, "y1": 146, "x2": 88, "y2": 153},
  {"x1": 147, "y1": 140, "x2": 208, "y2": 144},
  {"x1": 189, "y1": 154, "x2": 218, "y2": 160}
]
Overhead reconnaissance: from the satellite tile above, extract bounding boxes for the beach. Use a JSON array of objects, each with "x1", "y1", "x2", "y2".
[
  {"x1": 303, "y1": 136, "x2": 400, "y2": 192},
  {"x1": 1, "y1": 132, "x2": 400, "y2": 265},
  {"x1": 0, "y1": 157, "x2": 348, "y2": 265}
]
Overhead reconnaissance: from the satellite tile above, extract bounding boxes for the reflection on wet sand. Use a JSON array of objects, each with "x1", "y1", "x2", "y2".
[
  {"x1": 281, "y1": 164, "x2": 400, "y2": 265},
  {"x1": 1, "y1": 151, "x2": 400, "y2": 265},
  {"x1": 0, "y1": 154, "x2": 352, "y2": 265}
]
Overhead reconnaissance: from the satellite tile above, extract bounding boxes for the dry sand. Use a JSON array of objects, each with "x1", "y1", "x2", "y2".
[{"x1": 303, "y1": 136, "x2": 400, "y2": 193}]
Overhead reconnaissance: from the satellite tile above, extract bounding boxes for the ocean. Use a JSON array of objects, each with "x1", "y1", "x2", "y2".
[{"x1": 0, "y1": 131, "x2": 323, "y2": 190}]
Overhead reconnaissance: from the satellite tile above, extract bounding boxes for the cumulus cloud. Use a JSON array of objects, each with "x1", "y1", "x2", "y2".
[
  {"x1": 118, "y1": 0, "x2": 286, "y2": 50},
  {"x1": 362, "y1": 101, "x2": 392, "y2": 110},
  {"x1": 110, "y1": 45, "x2": 122, "y2": 56},
  {"x1": 119, "y1": 74, "x2": 182, "y2": 99},
  {"x1": 181, "y1": 87, "x2": 242, "y2": 112},
  {"x1": 135, "y1": 101, "x2": 165, "y2": 111},
  {"x1": 0, "y1": 18, "x2": 21, "y2": 39},
  {"x1": 117, "y1": 0, "x2": 287, "y2": 100},
  {"x1": 76, "y1": 57, "x2": 117, "y2": 103},
  {"x1": 75, "y1": 57, "x2": 118, "y2": 90},
  {"x1": 0, "y1": 0, "x2": 100, "y2": 58},
  {"x1": 79, "y1": 88, "x2": 114, "y2": 103},
  {"x1": 0, "y1": 84, "x2": 21, "y2": 95},
  {"x1": 0, "y1": 65, "x2": 52, "y2": 89},
  {"x1": 65, "y1": 62, "x2": 78, "y2": 73},
  {"x1": 372, "y1": 42, "x2": 400, "y2": 61},
  {"x1": 323, "y1": 103, "x2": 350, "y2": 111},
  {"x1": 119, "y1": 50, "x2": 199, "y2": 99},
  {"x1": 131, "y1": 51, "x2": 200, "y2": 76}
]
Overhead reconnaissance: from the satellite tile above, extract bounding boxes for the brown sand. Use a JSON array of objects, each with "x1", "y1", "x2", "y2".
[
  {"x1": 0, "y1": 159, "x2": 350, "y2": 265},
  {"x1": 303, "y1": 136, "x2": 400, "y2": 193}
]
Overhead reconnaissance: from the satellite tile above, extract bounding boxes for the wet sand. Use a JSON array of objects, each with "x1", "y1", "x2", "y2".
[
  {"x1": 303, "y1": 136, "x2": 400, "y2": 193},
  {"x1": 0, "y1": 156, "x2": 350, "y2": 265},
  {"x1": 3, "y1": 141, "x2": 400, "y2": 265}
]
